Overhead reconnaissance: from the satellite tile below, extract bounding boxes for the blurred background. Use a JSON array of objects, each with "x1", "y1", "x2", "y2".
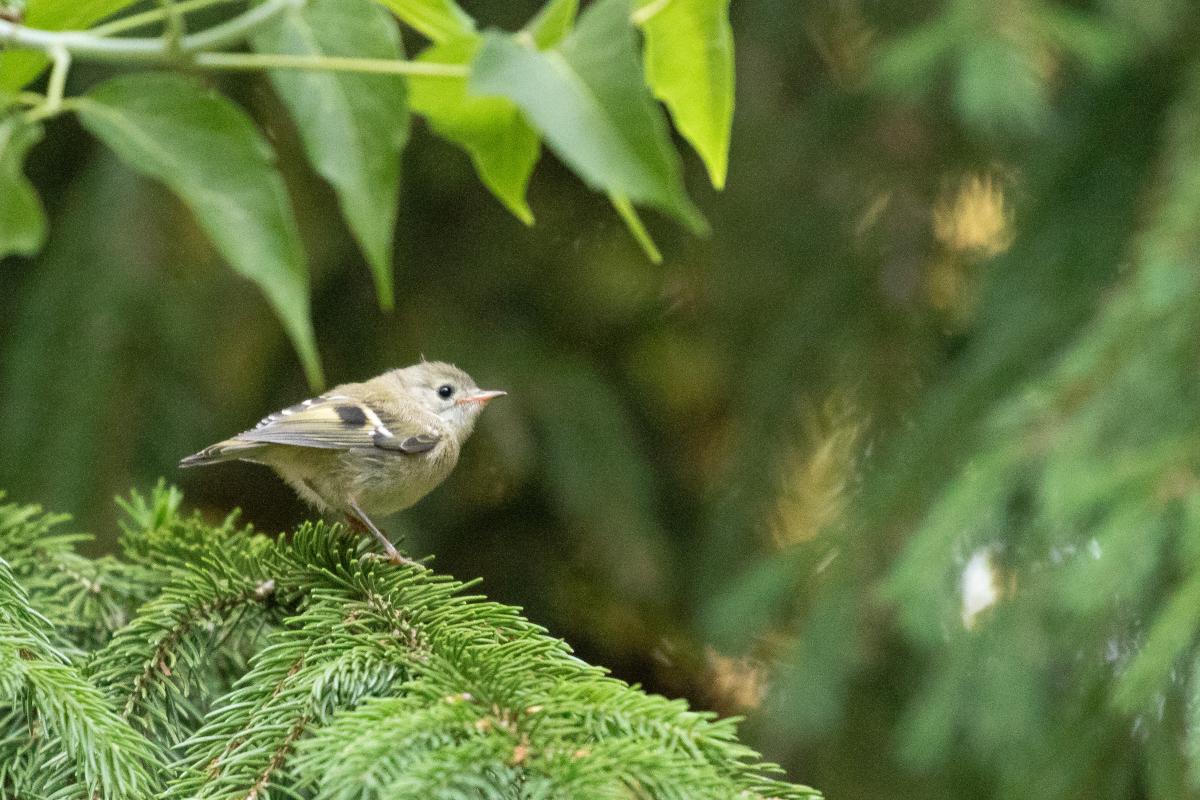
[{"x1": 5, "y1": 1, "x2": 1200, "y2": 798}]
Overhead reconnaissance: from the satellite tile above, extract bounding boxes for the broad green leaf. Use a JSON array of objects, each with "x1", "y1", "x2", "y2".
[
  {"x1": 0, "y1": 116, "x2": 47, "y2": 257},
  {"x1": 75, "y1": 73, "x2": 323, "y2": 388},
  {"x1": 635, "y1": 0, "x2": 734, "y2": 189},
  {"x1": 24, "y1": 0, "x2": 135, "y2": 27},
  {"x1": 410, "y1": 36, "x2": 539, "y2": 225},
  {"x1": 254, "y1": 0, "x2": 408, "y2": 310},
  {"x1": 405, "y1": 0, "x2": 576, "y2": 225},
  {"x1": 471, "y1": 0, "x2": 704, "y2": 232},
  {"x1": 524, "y1": 0, "x2": 578, "y2": 49},
  {"x1": 373, "y1": 0, "x2": 473, "y2": 43},
  {"x1": 0, "y1": 0, "x2": 142, "y2": 90}
]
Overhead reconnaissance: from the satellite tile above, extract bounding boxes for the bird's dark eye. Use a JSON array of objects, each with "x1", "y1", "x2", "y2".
[{"x1": 437, "y1": 384, "x2": 455, "y2": 399}]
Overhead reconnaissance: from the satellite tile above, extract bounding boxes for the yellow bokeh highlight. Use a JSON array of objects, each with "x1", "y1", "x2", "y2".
[
  {"x1": 933, "y1": 174, "x2": 1014, "y2": 257},
  {"x1": 771, "y1": 394, "x2": 864, "y2": 548}
]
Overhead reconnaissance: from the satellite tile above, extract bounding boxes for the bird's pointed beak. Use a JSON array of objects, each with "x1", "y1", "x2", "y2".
[{"x1": 457, "y1": 389, "x2": 507, "y2": 406}]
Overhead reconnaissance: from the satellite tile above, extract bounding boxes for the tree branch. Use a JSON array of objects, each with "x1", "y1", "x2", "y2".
[
  {"x1": 121, "y1": 582, "x2": 276, "y2": 720},
  {"x1": 0, "y1": 2, "x2": 468, "y2": 79},
  {"x1": 0, "y1": 0, "x2": 300, "y2": 62}
]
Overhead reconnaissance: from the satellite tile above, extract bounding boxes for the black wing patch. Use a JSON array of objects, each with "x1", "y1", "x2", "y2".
[{"x1": 335, "y1": 404, "x2": 368, "y2": 426}]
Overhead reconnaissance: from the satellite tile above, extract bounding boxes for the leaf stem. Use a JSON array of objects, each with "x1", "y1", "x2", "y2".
[
  {"x1": 158, "y1": 0, "x2": 187, "y2": 54},
  {"x1": 89, "y1": 0, "x2": 239, "y2": 38},
  {"x1": 193, "y1": 51, "x2": 469, "y2": 77},
  {"x1": 24, "y1": 46, "x2": 70, "y2": 123},
  {"x1": 45, "y1": 46, "x2": 70, "y2": 108}
]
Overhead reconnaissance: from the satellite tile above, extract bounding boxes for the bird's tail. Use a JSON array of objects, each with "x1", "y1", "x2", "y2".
[{"x1": 179, "y1": 438, "x2": 264, "y2": 468}]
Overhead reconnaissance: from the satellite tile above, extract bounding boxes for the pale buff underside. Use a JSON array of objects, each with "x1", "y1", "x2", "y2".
[{"x1": 259, "y1": 436, "x2": 462, "y2": 517}]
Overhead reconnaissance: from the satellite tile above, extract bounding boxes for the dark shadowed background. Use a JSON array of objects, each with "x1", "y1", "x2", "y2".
[{"x1": 5, "y1": 2, "x2": 1200, "y2": 798}]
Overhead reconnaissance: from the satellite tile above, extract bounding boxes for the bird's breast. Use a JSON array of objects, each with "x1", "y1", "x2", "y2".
[{"x1": 343, "y1": 442, "x2": 460, "y2": 515}]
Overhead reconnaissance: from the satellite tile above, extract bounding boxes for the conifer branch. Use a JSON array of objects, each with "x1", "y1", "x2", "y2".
[
  {"x1": 0, "y1": 560, "x2": 162, "y2": 798},
  {"x1": 0, "y1": 488, "x2": 821, "y2": 799},
  {"x1": 87, "y1": 501, "x2": 284, "y2": 743},
  {"x1": 118, "y1": 581, "x2": 275, "y2": 721}
]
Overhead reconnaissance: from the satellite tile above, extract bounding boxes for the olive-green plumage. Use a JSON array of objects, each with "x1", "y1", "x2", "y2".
[{"x1": 181, "y1": 362, "x2": 505, "y2": 563}]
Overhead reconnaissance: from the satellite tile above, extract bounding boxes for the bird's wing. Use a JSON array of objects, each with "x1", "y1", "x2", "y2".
[{"x1": 235, "y1": 394, "x2": 441, "y2": 453}]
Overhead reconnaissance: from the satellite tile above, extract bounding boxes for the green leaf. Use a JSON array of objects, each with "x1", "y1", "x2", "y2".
[
  {"x1": 524, "y1": 0, "x2": 578, "y2": 49},
  {"x1": 635, "y1": 0, "x2": 734, "y2": 189},
  {"x1": 373, "y1": 0, "x2": 474, "y2": 43},
  {"x1": 410, "y1": 36, "x2": 539, "y2": 225},
  {"x1": 253, "y1": 0, "x2": 409, "y2": 311},
  {"x1": 470, "y1": 0, "x2": 704, "y2": 232},
  {"x1": 0, "y1": 116, "x2": 47, "y2": 258},
  {"x1": 0, "y1": 0, "x2": 142, "y2": 90},
  {"x1": 406, "y1": 0, "x2": 582, "y2": 226},
  {"x1": 610, "y1": 191, "x2": 662, "y2": 263},
  {"x1": 75, "y1": 73, "x2": 323, "y2": 389},
  {"x1": 24, "y1": 0, "x2": 136, "y2": 27}
]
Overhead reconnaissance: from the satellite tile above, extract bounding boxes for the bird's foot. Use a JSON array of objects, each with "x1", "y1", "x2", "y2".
[
  {"x1": 362, "y1": 550, "x2": 426, "y2": 569},
  {"x1": 344, "y1": 507, "x2": 424, "y2": 568},
  {"x1": 390, "y1": 551, "x2": 426, "y2": 569}
]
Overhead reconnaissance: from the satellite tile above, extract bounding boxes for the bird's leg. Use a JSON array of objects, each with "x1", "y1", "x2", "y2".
[{"x1": 346, "y1": 500, "x2": 422, "y2": 568}]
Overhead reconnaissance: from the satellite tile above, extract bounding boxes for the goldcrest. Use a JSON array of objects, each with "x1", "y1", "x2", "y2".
[{"x1": 181, "y1": 361, "x2": 505, "y2": 564}]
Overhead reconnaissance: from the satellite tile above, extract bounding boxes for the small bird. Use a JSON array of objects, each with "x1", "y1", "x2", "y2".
[{"x1": 180, "y1": 362, "x2": 505, "y2": 565}]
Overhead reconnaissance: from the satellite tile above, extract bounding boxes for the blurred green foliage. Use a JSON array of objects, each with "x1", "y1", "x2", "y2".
[{"x1": 3, "y1": 0, "x2": 1200, "y2": 798}]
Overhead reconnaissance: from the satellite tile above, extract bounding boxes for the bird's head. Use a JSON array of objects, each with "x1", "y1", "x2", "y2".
[{"x1": 392, "y1": 361, "x2": 505, "y2": 440}]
